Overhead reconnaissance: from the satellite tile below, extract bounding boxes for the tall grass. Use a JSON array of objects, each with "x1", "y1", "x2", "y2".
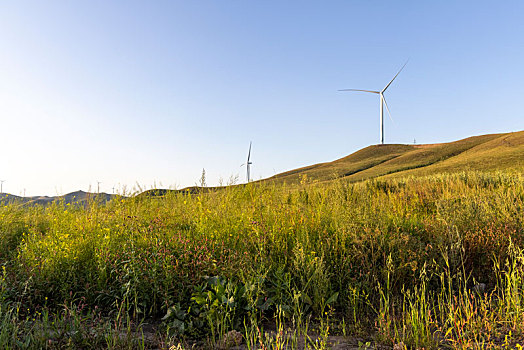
[{"x1": 0, "y1": 171, "x2": 523, "y2": 348}]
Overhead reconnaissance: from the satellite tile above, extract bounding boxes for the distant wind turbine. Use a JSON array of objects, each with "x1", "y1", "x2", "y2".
[
  {"x1": 0, "y1": 180, "x2": 5, "y2": 194},
  {"x1": 240, "y1": 142, "x2": 253, "y2": 183},
  {"x1": 339, "y1": 61, "x2": 408, "y2": 144}
]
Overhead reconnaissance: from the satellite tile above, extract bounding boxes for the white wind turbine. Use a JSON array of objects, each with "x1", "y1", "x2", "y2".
[
  {"x1": 339, "y1": 61, "x2": 408, "y2": 144},
  {"x1": 240, "y1": 142, "x2": 253, "y2": 183}
]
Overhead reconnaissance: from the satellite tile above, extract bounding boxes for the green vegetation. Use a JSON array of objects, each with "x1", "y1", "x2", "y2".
[
  {"x1": 0, "y1": 169, "x2": 523, "y2": 348},
  {"x1": 268, "y1": 130, "x2": 524, "y2": 184}
]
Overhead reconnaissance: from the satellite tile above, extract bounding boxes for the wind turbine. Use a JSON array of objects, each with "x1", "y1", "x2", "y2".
[
  {"x1": 241, "y1": 142, "x2": 253, "y2": 183},
  {"x1": 0, "y1": 180, "x2": 5, "y2": 194},
  {"x1": 339, "y1": 61, "x2": 408, "y2": 144}
]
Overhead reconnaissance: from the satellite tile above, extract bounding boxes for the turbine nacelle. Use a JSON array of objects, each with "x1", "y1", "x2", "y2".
[{"x1": 339, "y1": 60, "x2": 408, "y2": 144}]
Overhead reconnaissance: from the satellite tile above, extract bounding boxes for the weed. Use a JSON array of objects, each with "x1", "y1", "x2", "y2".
[{"x1": 0, "y1": 171, "x2": 523, "y2": 347}]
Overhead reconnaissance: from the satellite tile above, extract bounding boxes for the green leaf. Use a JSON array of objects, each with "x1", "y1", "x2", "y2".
[
  {"x1": 171, "y1": 319, "x2": 186, "y2": 334},
  {"x1": 192, "y1": 296, "x2": 206, "y2": 305},
  {"x1": 162, "y1": 306, "x2": 176, "y2": 321},
  {"x1": 302, "y1": 293, "x2": 313, "y2": 305},
  {"x1": 326, "y1": 292, "x2": 339, "y2": 305}
]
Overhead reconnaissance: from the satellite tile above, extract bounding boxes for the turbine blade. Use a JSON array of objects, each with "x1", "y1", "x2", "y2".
[
  {"x1": 247, "y1": 142, "x2": 252, "y2": 162},
  {"x1": 382, "y1": 60, "x2": 409, "y2": 92},
  {"x1": 338, "y1": 89, "x2": 380, "y2": 94},
  {"x1": 382, "y1": 96, "x2": 395, "y2": 124}
]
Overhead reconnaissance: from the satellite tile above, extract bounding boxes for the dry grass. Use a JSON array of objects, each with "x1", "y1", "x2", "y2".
[{"x1": 266, "y1": 131, "x2": 523, "y2": 185}]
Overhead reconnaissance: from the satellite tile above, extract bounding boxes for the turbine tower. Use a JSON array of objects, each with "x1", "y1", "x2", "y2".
[
  {"x1": 339, "y1": 61, "x2": 408, "y2": 144},
  {"x1": 241, "y1": 142, "x2": 253, "y2": 183}
]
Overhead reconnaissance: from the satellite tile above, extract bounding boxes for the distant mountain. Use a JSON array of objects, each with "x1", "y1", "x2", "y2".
[
  {"x1": 0, "y1": 190, "x2": 118, "y2": 207},
  {"x1": 268, "y1": 130, "x2": 524, "y2": 184}
]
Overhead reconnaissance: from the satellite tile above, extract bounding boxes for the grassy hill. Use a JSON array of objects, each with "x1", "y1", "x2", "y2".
[{"x1": 268, "y1": 130, "x2": 524, "y2": 184}]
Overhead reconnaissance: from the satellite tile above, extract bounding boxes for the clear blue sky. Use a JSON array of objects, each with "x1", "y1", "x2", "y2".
[{"x1": 1, "y1": 1, "x2": 523, "y2": 196}]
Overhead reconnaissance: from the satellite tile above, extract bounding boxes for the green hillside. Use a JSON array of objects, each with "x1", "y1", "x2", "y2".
[{"x1": 268, "y1": 130, "x2": 524, "y2": 184}]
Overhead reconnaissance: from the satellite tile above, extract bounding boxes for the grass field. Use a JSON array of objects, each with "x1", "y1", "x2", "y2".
[
  {"x1": 268, "y1": 130, "x2": 524, "y2": 185},
  {"x1": 1, "y1": 168, "x2": 524, "y2": 349}
]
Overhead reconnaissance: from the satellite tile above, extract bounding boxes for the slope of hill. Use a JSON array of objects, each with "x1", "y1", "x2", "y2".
[
  {"x1": 383, "y1": 131, "x2": 524, "y2": 179},
  {"x1": 268, "y1": 130, "x2": 524, "y2": 184},
  {"x1": 271, "y1": 144, "x2": 415, "y2": 183}
]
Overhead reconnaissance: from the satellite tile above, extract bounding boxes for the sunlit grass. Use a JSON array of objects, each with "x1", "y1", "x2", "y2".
[{"x1": 0, "y1": 171, "x2": 523, "y2": 348}]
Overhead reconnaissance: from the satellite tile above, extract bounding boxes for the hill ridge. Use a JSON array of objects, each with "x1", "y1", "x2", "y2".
[{"x1": 268, "y1": 131, "x2": 523, "y2": 184}]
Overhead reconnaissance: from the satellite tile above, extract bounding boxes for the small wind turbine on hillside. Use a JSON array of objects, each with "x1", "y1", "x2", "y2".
[
  {"x1": 241, "y1": 142, "x2": 253, "y2": 183},
  {"x1": 0, "y1": 180, "x2": 5, "y2": 194},
  {"x1": 339, "y1": 61, "x2": 408, "y2": 144}
]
